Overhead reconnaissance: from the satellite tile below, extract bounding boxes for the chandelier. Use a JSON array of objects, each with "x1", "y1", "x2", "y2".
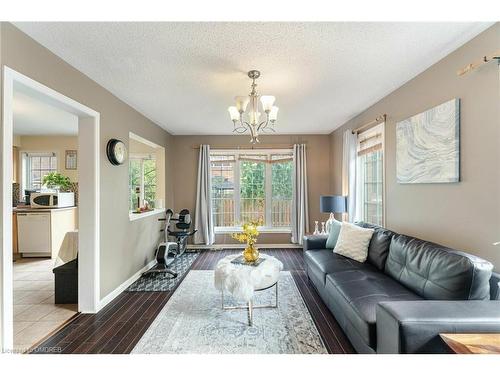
[{"x1": 228, "y1": 70, "x2": 279, "y2": 144}]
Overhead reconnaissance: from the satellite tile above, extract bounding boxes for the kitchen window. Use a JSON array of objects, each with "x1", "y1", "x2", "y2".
[
  {"x1": 356, "y1": 123, "x2": 384, "y2": 226},
  {"x1": 210, "y1": 150, "x2": 293, "y2": 231},
  {"x1": 22, "y1": 152, "x2": 57, "y2": 190}
]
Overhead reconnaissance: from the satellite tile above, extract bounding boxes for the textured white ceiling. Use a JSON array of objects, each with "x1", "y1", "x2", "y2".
[
  {"x1": 13, "y1": 83, "x2": 78, "y2": 135},
  {"x1": 14, "y1": 22, "x2": 492, "y2": 135}
]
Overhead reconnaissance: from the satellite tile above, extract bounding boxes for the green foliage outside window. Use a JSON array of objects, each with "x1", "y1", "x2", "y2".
[{"x1": 129, "y1": 158, "x2": 157, "y2": 211}]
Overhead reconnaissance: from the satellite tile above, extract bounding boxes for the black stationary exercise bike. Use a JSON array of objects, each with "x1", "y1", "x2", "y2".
[{"x1": 142, "y1": 209, "x2": 197, "y2": 278}]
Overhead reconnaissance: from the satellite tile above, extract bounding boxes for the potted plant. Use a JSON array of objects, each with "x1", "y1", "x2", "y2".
[
  {"x1": 231, "y1": 218, "x2": 264, "y2": 262},
  {"x1": 42, "y1": 172, "x2": 72, "y2": 191}
]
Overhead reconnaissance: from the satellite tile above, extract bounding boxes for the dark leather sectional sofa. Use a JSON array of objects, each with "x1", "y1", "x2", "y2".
[{"x1": 303, "y1": 222, "x2": 500, "y2": 353}]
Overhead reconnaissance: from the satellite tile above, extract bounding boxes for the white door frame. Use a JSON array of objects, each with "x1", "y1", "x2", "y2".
[{"x1": 1, "y1": 66, "x2": 100, "y2": 351}]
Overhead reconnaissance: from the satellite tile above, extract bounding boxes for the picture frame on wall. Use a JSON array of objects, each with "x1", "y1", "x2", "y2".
[
  {"x1": 65, "y1": 150, "x2": 78, "y2": 170},
  {"x1": 396, "y1": 98, "x2": 460, "y2": 184}
]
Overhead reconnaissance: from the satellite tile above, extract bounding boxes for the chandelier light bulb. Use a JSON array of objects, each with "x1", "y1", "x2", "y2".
[
  {"x1": 269, "y1": 106, "x2": 279, "y2": 121},
  {"x1": 228, "y1": 106, "x2": 240, "y2": 121},
  {"x1": 235, "y1": 96, "x2": 250, "y2": 113},
  {"x1": 260, "y1": 95, "x2": 275, "y2": 112}
]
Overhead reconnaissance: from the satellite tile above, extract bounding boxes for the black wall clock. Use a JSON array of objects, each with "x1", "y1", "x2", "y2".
[{"x1": 106, "y1": 139, "x2": 127, "y2": 165}]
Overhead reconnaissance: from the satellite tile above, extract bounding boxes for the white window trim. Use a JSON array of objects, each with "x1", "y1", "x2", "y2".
[
  {"x1": 129, "y1": 207, "x2": 166, "y2": 222},
  {"x1": 211, "y1": 148, "x2": 293, "y2": 230}
]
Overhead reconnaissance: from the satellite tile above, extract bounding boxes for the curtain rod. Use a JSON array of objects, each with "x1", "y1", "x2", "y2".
[
  {"x1": 192, "y1": 144, "x2": 296, "y2": 150},
  {"x1": 352, "y1": 114, "x2": 386, "y2": 134},
  {"x1": 457, "y1": 49, "x2": 500, "y2": 76}
]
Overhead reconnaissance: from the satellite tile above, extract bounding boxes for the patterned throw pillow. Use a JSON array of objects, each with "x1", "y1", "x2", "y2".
[
  {"x1": 333, "y1": 222, "x2": 374, "y2": 262},
  {"x1": 325, "y1": 218, "x2": 342, "y2": 249}
]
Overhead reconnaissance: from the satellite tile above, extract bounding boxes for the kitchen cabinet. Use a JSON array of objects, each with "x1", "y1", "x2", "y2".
[
  {"x1": 13, "y1": 212, "x2": 18, "y2": 255},
  {"x1": 16, "y1": 207, "x2": 77, "y2": 258}
]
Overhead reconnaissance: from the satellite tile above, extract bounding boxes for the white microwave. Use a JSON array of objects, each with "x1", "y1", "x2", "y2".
[{"x1": 30, "y1": 192, "x2": 75, "y2": 208}]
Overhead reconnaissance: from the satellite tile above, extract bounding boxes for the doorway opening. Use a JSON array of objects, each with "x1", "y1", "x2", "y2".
[{"x1": 1, "y1": 67, "x2": 100, "y2": 352}]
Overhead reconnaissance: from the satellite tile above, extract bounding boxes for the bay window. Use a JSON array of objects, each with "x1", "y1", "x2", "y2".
[{"x1": 210, "y1": 150, "x2": 293, "y2": 231}]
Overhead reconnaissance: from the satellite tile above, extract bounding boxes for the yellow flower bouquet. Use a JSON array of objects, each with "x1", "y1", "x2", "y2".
[{"x1": 232, "y1": 218, "x2": 263, "y2": 262}]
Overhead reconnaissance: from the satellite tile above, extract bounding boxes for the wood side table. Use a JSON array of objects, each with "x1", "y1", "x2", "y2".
[{"x1": 440, "y1": 333, "x2": 500, "y2": 354}]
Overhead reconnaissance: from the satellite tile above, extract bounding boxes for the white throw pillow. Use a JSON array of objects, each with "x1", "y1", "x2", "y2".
[{"x1": 333, "y1": 222, "x2": 374, "y2": 263}]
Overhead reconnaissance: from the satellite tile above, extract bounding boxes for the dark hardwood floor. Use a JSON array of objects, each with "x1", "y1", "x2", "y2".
[{"x1": 32, "y1": 249, "x2": 354, "y2": 354}]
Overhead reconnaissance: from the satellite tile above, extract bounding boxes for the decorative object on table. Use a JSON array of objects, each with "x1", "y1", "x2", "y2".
[
  {"x1": 320, "y1": 195, "x2": 348, "y2": 249},
  {"x1": 333, "y1": 222, "x2": 374, "y2": 262},
  {"x1": 227, "y1": 70, "x2": 279, "y2": 144},
  {"x1": 313, "y1": 220, "x2": 320, "y2": 235},
  {"x1": 320, "y1": 221, "x2": 327, "y2": 235},
  {"x1": 42, "y1": 172, "x2": 71, "y2": 191},
  {"x1": 214, "y1": 254, "x2": 283, "y2": 326},
  {"x1": 65, "y1": 150, "x2": 77, "y2": 170},
  {"x1": 230, "y1": 255, "x2": 265, "y2": 267},
  {"x1": 132, "y1": 270, "x2": 326, "y2": 354},
  {"x1": 231, "y1": 218, "x2": 263, "y2": 262},
  {"x1": 396, "y1": 98, "x2": 460, "y2": 183},
  {"x1": 106, "y1": 138, "x2": 127, "y2": 165}
]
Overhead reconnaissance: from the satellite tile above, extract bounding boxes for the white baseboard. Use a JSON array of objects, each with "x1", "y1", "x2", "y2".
[
  {"x1": 97, "y1": 259, "x2": 156, "y2": 311},
  {"x1": 187, "y1": 243, "x2": 302, "y2": 250}
]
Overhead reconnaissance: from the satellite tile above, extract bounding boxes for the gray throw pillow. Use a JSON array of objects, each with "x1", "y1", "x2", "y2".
[{"x1": 325, "y1": 219, "x2": 342, "y2": 249}]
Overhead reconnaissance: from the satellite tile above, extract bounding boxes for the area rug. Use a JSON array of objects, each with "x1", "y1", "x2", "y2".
[
  {"x1": 126, "y1": 251, "x2": 199, "y2": 292},
  {"x1": 131, "y1": 270, "x2": 327, "y2": 354}
]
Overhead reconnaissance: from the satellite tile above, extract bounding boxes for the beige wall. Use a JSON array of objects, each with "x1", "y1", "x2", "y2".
[
  {"x1": 16, "y1": 135, "x2": 79, "y2": 182},
  {"x1": 330, "y1": 23, "x2": 500, "y2": 269},
  {"x1": 0, "y1": 23, "x2": 175, "y2": 298},
  {"x1": 172, "y1": 134, "x2": 331, "y2": 244}
]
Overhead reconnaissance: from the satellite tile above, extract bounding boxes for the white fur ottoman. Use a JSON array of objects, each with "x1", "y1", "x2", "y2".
[{"x1": 214, "y1": 254, "x2": 283, "y2": 325}]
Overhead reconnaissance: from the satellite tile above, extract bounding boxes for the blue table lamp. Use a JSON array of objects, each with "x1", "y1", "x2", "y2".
[{"x1": 320, "y1": 195, "x2": 348, "y2": 233}]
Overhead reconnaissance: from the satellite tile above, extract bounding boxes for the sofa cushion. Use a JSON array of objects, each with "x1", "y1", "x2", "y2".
[
  {"x1": 385, "y1": 234, "x2": 493, "y2": 300},
  {"x1": 356, "y1": 222, "x2": 397, "y2": 271},
  {"x1": 304, "y1": 250, "x2": 374, "y2": 287},
  {"x1": 325, "y1": 219, "x2": 342, "y2": 249},
  {"x1": 326, "y1": 269, "x2": 422, "y2": 349},
  {"x1": 334, "y1": 222, "x2": 374, "y2": 262}
]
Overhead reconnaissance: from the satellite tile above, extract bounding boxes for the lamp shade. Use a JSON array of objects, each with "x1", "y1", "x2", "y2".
[
  {"x1": 260, "y1": 95, "x2": 275, "y2": 112},
  {"x1": 320, "y1": 195, "x2": 347, "y2": 213}
]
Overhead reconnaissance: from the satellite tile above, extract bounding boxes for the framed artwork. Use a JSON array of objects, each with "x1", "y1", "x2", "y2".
[
  {"x1": 396, "y1": 98, "x2": 460, "y2": 184},
  {"x1": 65, "y1": 150, "x2": 78, "y2": 170}
]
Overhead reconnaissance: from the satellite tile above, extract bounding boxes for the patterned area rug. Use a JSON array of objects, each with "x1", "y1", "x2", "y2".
[
  {"x1": 126, "y1": 252, "x2": 199, "y2": 292},
  {"x1": 131, "y1": 270, "x2": 327, "y2": 354}
]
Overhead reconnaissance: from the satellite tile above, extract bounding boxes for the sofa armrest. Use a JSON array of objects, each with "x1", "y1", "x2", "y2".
[
  {"x1": 302, "y1": 235, "x2": 328, "y2": 252},
  {"x1": 376, "y1": 300, "x2": 500, "y2": 353}
]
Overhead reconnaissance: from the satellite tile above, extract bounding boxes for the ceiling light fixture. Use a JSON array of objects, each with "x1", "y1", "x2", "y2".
[{"x1": 228, "y1": 70, "x2": 279, "y2": 144}]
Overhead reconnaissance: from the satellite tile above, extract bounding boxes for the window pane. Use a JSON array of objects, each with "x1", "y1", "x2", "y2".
[
  {"x1": 211, "y1": 158, "x2": 235, "y2": 227},
  {"x1": 271, "y1": 160, "x2": 293, "y2": 227},
  {"x1": 129, "y1": 159, "x2": 141, "y2": 211},
  {"x1": 360, "y1": 149, "x2": 383, "y2": 225},
  {"x1": 240, "y1": 160, "x2": 265, "y2": 224},
  {"x1": 27, "y1": 154, "x2": 58, "y2": 190},
  {"x1": 143, "y1": 159, "x2": 157, "y2": 207}
]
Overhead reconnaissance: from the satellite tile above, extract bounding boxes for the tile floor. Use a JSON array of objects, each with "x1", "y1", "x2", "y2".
[{"x1": 13, "y1": 258, "x2": 77, "y2": 352}]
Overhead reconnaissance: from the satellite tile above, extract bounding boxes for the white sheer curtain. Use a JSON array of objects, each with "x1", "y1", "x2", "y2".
[
  {"x1": 291, "y1": 144, "x2": 309, "y2": 245},
  {"x1": 194, "y1": 145, "x2": 215, "y2": 245},
  {"x1": 342, "y1": 130, "x2": 359, "y2": 222}
]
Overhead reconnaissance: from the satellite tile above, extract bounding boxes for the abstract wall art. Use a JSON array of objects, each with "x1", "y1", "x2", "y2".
[{"x1": 396, "y1": 98, "x2": 460, "y2": 184}]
